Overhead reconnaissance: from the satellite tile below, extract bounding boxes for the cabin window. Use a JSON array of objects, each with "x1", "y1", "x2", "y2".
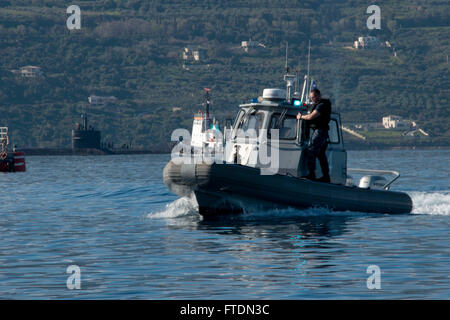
[
  {"x1": 236, "y1": 111, "x2": 265, "y2": 137},
  {"x1": 269, "y1": 114, "x2": 297, "y2": 140},
  {"x1": 328, "y1": 119, "x2": 340, "y2": 144}
]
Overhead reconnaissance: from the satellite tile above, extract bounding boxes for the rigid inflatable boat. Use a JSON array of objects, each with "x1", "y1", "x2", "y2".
[{"x1": 163, "y1": 69, "x2": 413, "y2": 216}]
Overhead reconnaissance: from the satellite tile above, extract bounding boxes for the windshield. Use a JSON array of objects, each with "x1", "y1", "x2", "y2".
[
  {"x1": 269, "y1": 113, "x2": 298, "y2": 140},
  {"x1": 236, "y1": 110, "x2": 265, "y2": 137}
]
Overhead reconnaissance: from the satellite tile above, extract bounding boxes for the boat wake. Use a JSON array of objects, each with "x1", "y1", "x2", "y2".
[
  {"x1": 147, "y1": 195, "x2": 202, "y2": 220},
  {"x1": 235, "y1": 192, "x2": 450, "y2": 217},
  {"x1": 148, "y1": 191, "x2": 450, "y2": 221},
  {"x1": 147, "y1": 196, "x2": 369, "y2": 221},
  {"x1": 409, "y1": 191, "x2": 450, "y2": 216}
]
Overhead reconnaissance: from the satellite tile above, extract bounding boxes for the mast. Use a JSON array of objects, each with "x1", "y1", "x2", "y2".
[
  {"x1": 285, "y1": 41, "x2": 289, "y2": 74},
  {"x1": 203, "y1": 88, "x2": 211, "y2": 131},
  {"x1": 306, "y1": 40, "x2": 311, "y2": 103},
  {"x1": 300, "y1": 74, "x2": 308, "y2": 103},
  {"x1": 283, "y1": 42, "x2": 296, "y2": 101}
]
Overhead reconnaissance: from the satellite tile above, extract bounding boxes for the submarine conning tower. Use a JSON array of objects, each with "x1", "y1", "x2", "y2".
[{"x1": 72, "y1": 113, "x2": 101, "y2": 150}]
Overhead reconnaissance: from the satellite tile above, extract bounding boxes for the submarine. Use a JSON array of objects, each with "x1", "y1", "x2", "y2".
[
  {"x1": 163, "y1": 68, "x2": 413, "y2": 217},
  {"x1": 72, "y1": 113, "x2": 102, "y2": 151}
]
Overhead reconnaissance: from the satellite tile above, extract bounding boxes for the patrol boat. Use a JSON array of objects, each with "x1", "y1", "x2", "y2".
[
  {"x1": 189, "y1": 88, "x2": 223, "y2": 153},
  {"x1": 163, "y1": 71, "x2": 413, "y2": 217}
]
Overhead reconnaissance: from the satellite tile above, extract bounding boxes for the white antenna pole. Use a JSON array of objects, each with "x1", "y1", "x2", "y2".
[
  {"x1": 301, "y1": 75, "x2": 307, "y2": 102},
  {"x1": 307, "y1": 40, "x2": 311, "y2": 79},
  {"x1": 306, "y1": 40, "x2": 311, "y2": 103},
  {"x1": 285, "y1": 41, "x2": 289, "y2": 73},
  {"x1": 283, "y1": 42, "x2": 299, "y2": 101},
  {"x1": 284, "y1": 41, "x2": 290, "y2": 101}
]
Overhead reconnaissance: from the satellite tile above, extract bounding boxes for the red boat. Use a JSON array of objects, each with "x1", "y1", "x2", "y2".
[{"x1": 0, "y1": 127, "x2": 26, "y2": 173}]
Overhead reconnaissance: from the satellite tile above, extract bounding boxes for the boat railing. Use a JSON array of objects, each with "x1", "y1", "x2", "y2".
[{"x1": 347, "y1": 168, "x2": 400, "y2": 190}]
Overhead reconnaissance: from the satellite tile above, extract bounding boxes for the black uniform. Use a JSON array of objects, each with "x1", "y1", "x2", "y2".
[
  {"x1": 305, "y1": 98, "x2": 332, "y2": 181},
  {"x1": 309, "y1": 98, "x2": 331, "y2": 130}
]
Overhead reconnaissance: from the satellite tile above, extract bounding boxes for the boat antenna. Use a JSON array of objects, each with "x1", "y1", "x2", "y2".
[
  {"x1": 285, "y1": 41, "x2": 289, "y2": 74},
  {"x1": 283, "y1": 42, "x2": 297, "y2": 102},
  {"x1": 294, "y1": 57, "x2": 301, "y2": 97},
  {"x1": 203, "y1": 88, "x2": 211, "y2": 131},
  {"x1": 300, "y1": 41, "x2": 312, "y2": 103},
  {"x1": 306, "y1": 40, "x2": 311, "y2": 103}
]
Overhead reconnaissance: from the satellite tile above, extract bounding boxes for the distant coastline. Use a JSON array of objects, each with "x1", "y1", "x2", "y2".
[
  {"x1": 344, "y1": 145, "x2": 450, "y2": 151},
  {"x1": 18, "y1": 144, "x2": 450, "y2": 156},
  {"x1": 20, "y1": 148, "x2": 165, "y2": 156}
]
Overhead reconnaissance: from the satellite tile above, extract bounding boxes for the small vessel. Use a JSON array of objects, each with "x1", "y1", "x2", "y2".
[
  {"x1": 163, "y1": 55, "x2": 413, "y2": 216},
  {"x1": 189, "y1": 88, "x2": 224, "y2": 153},
  {"x1": 0, "y1": 127, "x2": 26, "y2": 173}
]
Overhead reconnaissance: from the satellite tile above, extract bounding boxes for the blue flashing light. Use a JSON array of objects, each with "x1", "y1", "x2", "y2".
[
  {"x1": 251, "y1": 98, "x2": 258, "y2": 103},
  {"x1": 293, "y1": 99, "x2": 301, "y2": 107}
]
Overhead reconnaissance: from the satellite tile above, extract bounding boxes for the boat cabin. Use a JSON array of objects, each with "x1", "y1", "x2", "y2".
[{"x1": 226, "y1": 88, "x2": 347, "y2": 185}]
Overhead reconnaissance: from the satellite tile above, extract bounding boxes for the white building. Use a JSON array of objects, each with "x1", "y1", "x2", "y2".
[
  {"x1": 182, "y1": 46, "x2": 203, "y2": 62},
  {"x1": 20, "y1": 66, "x2": 43, "y2": 78},
  {"x1": 382, "y1": 115, "x2": 412, "y2": 129},
  {"x1": 241, "y1": 40, "x2": 265, "y2": 52},
  {"x1": 354, "y1": 36, "x2": 380, "y2": 49},
  {"x1": 88, "y1": 95, "x2": 117, "y2": 106}
]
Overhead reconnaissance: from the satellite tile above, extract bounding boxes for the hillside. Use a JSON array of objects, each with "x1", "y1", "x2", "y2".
[{"x1": 0, "y1": 0, "x2": 449, "y2": 151}]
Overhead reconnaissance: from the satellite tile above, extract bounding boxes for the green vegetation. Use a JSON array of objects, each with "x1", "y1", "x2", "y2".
[{"x1": 0, "y1": 0, "x2": 449, "y2": 151}]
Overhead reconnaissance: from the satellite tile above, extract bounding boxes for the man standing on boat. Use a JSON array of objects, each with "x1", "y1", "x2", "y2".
[{"x1": 296, "y1": 88, "x2": 331, "y2": 183}]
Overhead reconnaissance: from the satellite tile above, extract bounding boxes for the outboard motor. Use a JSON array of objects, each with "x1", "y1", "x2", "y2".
[{"x1": 359, "y1": 175, "x2": 388, "y2": 190}]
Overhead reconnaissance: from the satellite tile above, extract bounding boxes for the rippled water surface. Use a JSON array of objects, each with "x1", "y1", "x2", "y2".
[{"x1": 1, "y1": 150, "x2": 449, "y2": 299}]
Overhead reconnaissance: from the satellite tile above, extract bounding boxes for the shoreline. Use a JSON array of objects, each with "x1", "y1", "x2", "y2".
[
  {"x1": 345, "y1": 145, "x2": 450, "y2": 151},
  {"x1": 18, "y1": 145, "x2": 450, "y2": 156},
  {"x1": 19, "y1": 148, "x2": 166, "y2": 156}
]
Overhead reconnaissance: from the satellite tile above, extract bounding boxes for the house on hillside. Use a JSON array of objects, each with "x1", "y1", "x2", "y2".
[
  {"x1": 15, "y1": 66, "x2": 44, "y2": 78},
  {"x1": 88, "y1": 95, "x2": 117, "y2": 106},
  {"x1": 182, "y1": 46, "x2": 208, "y2": 70},
  {"x1": 353, "y1": 36, "x2": 380, "y2": 49},
  {"x1": 182, "y1": 46, "x2": 204, "y2": 62},
  {"x1": 241, "y1": 40, "x2": 266, "y2": 53},
  {"x1": 382, "y1": 115, "x2": 413, "y2": 129}
]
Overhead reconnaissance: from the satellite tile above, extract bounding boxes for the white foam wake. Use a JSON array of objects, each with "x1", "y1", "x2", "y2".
[
  {"x1": 148, "y1": 191, "x2": 450, "y2": 220},
  {"x1": 147, "y1": 195, "x2": 201, "y2": 220},
  {"x1": 409, "y1": 191, "x2": 450, "y2": 215}
]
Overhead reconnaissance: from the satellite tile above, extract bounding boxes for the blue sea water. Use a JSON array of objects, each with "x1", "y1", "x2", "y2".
[{"x1": 0, "y1": 150, "x2": 449, "y2": 299}]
